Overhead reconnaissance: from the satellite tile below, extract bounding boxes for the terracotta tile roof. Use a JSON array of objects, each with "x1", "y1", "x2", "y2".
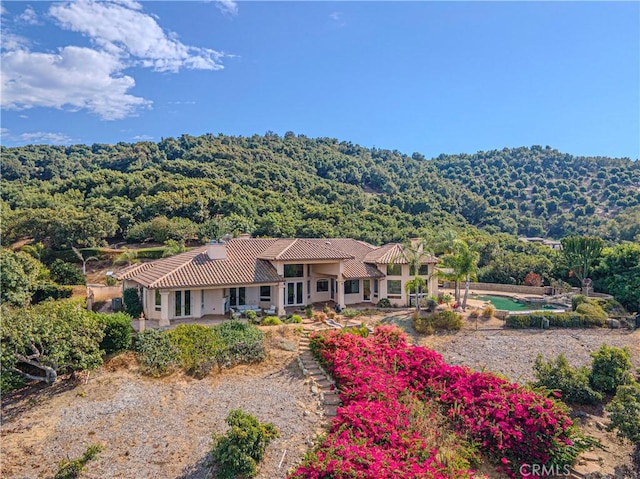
[
  {"x1": 114, "y1": 237, "x2": 436, "y2": 289},
  {"x1": 115, "y1": 239, "x2": 282, "y2": 288},
  {"x1": 305, "y1": 239, "x2": 385, "y2": 279},
  {"x1": 363, "y1": 243, "x2": 437, "y2": 265},
  {"x1": 258, "y1": 238, "x2": 353, "y2": 261}
]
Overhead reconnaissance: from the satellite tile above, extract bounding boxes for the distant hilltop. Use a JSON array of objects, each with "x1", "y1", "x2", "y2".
[{"x1": 1, "y1": 135, "x2": 639, "y2": 247}]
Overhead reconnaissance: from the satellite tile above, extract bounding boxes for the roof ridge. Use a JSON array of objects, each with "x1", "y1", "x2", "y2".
[
  {"x1": 274, "y1": 238, "x2": 298, "y2": 260},
  {"x1": 147, "y1": 247, "x2": 205, "y2": 288}
]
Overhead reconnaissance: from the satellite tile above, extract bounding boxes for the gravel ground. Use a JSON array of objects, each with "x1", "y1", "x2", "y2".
[
  {"x1": 421, "y1": 327, "x2": 640, "y2": 384},
  {"x1": 1, "y1": 348, "x2": 323, "y2": 479},
  {"x1": 382, "y1": 311, "x2": 640, "y2": 384},
  {"x1": 3, "y1": 317, "x2": 638, "y2": 479}
]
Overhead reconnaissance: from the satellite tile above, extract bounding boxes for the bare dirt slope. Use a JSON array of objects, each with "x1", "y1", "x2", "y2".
[{"x1": 1, "y1": 347, "x2": 322, "y2": 479}]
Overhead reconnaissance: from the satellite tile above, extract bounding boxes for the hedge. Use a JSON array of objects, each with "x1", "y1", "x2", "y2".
[
  {"x1": 32, "y1": 284, "x2": 74, "y2": 304},
  {"x1": 506, "y1": 311, "x2": 605, "y2": 329}
]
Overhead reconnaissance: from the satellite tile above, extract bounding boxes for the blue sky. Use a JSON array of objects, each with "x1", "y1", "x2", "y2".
[{"x1": 1, "y1": 1, "x2": 638, "y2": 160}]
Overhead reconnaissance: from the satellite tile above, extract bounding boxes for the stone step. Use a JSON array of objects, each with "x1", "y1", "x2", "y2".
[
  {"x1": 324, "y1": 405, "x2": 339, "y2": 417},
  {"x1": 315, "y1": 379, "x2": 334, "y2": 389},
  {"x1": 323, "y1": 393, "x2": 341, "y2": 405}
]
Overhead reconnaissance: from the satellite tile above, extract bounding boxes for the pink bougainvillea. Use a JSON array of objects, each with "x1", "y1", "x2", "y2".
[{"x1": 290, "y1": 326, "x2": 580, "y2": 479}]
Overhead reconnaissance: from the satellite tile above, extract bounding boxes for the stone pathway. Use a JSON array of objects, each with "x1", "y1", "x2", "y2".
[{"x1": 297, "y1": 328, "x2": 341, "y2": 418}]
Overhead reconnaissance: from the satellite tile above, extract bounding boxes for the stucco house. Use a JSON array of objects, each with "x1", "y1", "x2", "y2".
[{"x1": 115, "y1": 237, "x2": 438, "y2": 326}]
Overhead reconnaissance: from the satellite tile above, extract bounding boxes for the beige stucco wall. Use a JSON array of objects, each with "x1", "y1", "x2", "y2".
[{"x1": 378, "y1": 263, "x2": 437, "y2": 307}]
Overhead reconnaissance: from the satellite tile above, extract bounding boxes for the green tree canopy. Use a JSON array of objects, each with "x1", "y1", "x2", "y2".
[{"x1": 1, "y1": 300, "x2": 104, "y2": 385}]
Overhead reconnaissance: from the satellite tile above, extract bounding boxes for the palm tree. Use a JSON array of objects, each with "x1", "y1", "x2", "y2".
[
  {"x1": 72, "y1": 246, "x2": 99, "y2": 275},
  {"x1": 405, "y1": 276, "x2": 427, "y2": 312},
  {"x1": 441, "y1": 240, "x2": 480, "y2": 310},
  {"x1": 401, "y1": 239, "x2": 433, "y2": 313},
  {"x1": 440, "y1": 252, "x2": 464, "y2": 305}
]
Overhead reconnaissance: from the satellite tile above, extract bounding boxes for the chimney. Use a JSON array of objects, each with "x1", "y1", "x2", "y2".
[{"x1": 207, "y1": 240, "x2": 227, "y2": 260}]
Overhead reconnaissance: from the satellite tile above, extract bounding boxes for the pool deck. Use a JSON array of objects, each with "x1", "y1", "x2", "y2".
[{"x1": 440, "y1": 288, "x2": 571, "y2": 312}]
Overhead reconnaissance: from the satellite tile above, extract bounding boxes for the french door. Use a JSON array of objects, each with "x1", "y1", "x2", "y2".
[
  {"x1": 174, "y1": 290, "x2": 191, "y2": 317},
  {"x1": 287, "y1": 281, "x2": 304, "y2": 305},
  {"x1": 363, "y1": 280, "x2": 371, "y2": 301}
]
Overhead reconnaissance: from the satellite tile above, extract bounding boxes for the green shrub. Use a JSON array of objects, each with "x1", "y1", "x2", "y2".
[
  {"x1": 605, "y1": 381, "x2": 640, "y2": 444},
  {"x1": 304, "y1": 306, "x2": 313, "y2": 319},
  {"x1": 341, "y1": 308, "x2": 360, "y2": 319},
  {"x1": 123, "y1": 288, "x2": 143, "y2": 318},
  {"x1": 31, "y1": 283, "x2": 74, "y2": 304},
  {"x1": 50, "y1": 259, "x2": 85, "y2": 285},
  {"x1": 134, "y1": 329, "x2": 178, "y2": 376},
  {"x1": 55, "y1": 444, "x2": 104, "y2": 479},
  {"x1": 575, "y1": 303, "x2": 607, "y2": 326},
  {"x1": 506, "y1": 311, "x2": 603, "y2": 329},
  {"x1": 261, "y1": 316, "x2": 282, "y2": 326},
  {"x1": 245, "y1": 310, "x2": 258, "y2": 323},
  {"x1": 343, "y1": 324, "x2": 369, "y2": 338},
  {"x1": 571, "y1": 294, "x2": 588, "y2": 311},
  {"x1": 167, "y1": 324, "x2": 225, "y2": 378},
  {"x1": 414, "y1": 311, "x2": 462, "y2": 334},
  {"x1": 376, "y1": 298, "x2": 392, "y2": 308},
  {"x1": 431, "y1": 311, "x2": 463, "y2": 330},
  {"x1": 134, "y1": 247, "x2": 166, "y2": 259},
  {"x1": 96, "y1": 312, "x2": 134, "y2": 354},
  {"x1": 105, "y1": 275, "x2": 117, "y2": 286},
  {"x1": 213, "y1": 320, "x2": 266, "y2": 366},
  {"x1": 589, "y1": 344, "x2": 634, "y2": 394},
  {"x1": 287, "y1": 314, "x2": 303, "y2": 324},
  {"x1": 532, "y1": 354, "x2": 603, "y2": 405},
  {"x1": 0, "y1": 370, "x2": 26, "y2": 392},
  {"x1": 212, "y1": 409, "x2": 279, "y2": 479}
]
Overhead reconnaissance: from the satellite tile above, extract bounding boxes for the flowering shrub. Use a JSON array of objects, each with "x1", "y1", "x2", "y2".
[{"x1": 296, "y1": 325, "x2": 587, "y2": 479}]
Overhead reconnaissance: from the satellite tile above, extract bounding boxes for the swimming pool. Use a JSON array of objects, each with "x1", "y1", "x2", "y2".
[{"x1": 473, "y1": 295, "x2": 567, "y2": 312}]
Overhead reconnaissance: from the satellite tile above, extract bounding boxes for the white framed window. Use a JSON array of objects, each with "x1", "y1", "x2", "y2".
[
  {"x1": 260, "y1": 285, "x2": 271, "y2": 302},
  {"x1": 316, "y1": 279, "x2": 329, "y2": 292},
  {"x1": 155, "y1": 289, "x2": 161, "y2": 311},
  {"x1": 386, "y1": 264, "x2": 402, "y2": 276},
  {"x1": 410, "y1": 264, "x2": 429, "y2": 276},
  {"x1": 344, "y1": 280, "x2": 359, "y2": 294},
  {"x1": 387, "y1": 280, "x2": 402, "y2": 297}
]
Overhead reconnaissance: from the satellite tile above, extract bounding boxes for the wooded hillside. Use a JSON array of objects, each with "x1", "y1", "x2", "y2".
[{"x1": 2, "y1": 133, "x2": 638, "y2": 248}]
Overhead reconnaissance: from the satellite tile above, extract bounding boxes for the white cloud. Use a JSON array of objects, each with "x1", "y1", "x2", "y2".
[
  {"x1": 18, "y1": 131, "x2": 75, "y2": 144},
  {"x1": 132, "y1": 134, "x2": 154, "y2": 141},
  {"x1": 49, "y1": 0, "x2": 224, "y2": 72},
  {"x1": 1, "y1": 32, "x2": 29, "y2": 51},
  {"x1": 0, "y1": 128, "x2": 75, "y2": 145},
  {"x1": 18, "y1": 6, "x2": 39, "y2": 25},
  {"x1": 1, "y1": 46, "x2": 151, "y2": 120},
  {"x1": 1, "y1": 0, "x2": 228, "y2": 120},
  {"x1": 216, "y1": 0, "x2": 238, "y2": 16}
]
